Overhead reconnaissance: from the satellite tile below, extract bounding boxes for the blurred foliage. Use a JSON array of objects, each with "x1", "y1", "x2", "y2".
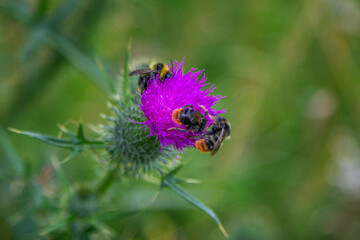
[{"x1": 1, "y1": 0, "x2": 360, "y2": 239}]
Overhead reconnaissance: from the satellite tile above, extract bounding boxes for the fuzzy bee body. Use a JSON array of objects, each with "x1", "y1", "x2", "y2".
[
  {"x1": 129, "y1": 62, "x2": 172, "y2": 94},
  {"x1": 196, "y1": 134, "x2": 218, "y2": 152},
  {"x1": 171, "y1": 105, "x2": 208, "y2": 133},
  {"x1": 195, "y1": 117, "x2": 231, "y2": 155}
]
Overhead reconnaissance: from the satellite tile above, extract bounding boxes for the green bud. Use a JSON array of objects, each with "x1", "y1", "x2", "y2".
[{"x1": 101, "y1": 96, "x2": 176, "y2": 177}]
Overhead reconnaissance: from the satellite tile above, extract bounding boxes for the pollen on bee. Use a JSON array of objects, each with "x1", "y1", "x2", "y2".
[{"x1": 160, "y1": 65, "x2": 169, "y2": 77}]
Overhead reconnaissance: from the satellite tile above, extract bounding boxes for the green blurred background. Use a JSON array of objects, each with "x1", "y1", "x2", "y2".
[{"x1": 1, "y1": 0, "x2": 360, "y2": 239}]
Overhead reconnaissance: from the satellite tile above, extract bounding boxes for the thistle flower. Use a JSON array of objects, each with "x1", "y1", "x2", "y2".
[
  {"x1": 138, "y1": 58, "x2": 226, "y2": 152},
  {"x1": 102, "y1": 59, "x2": 225, "y2": 175}
]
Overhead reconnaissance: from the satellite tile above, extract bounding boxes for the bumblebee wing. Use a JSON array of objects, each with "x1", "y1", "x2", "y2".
[
  {"x1": 128, "y1": 68, "x2": 153, "y2": 76},
  {"x1": 211, "y1": 128, "x2": 225, "y2": 156}
]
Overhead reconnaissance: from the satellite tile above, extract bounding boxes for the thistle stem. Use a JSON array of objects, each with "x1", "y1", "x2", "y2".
[{"x1": 96, "y1": 162, "x2": 119, "y2": 197}]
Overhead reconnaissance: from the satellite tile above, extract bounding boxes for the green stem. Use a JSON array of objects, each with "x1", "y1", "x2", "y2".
[
  {"x1": 96, "y1": 162, "x2": 119, "y2": 197},
  {"x1": 123, "y1": 37, "x2": 132, "y2": 105}
]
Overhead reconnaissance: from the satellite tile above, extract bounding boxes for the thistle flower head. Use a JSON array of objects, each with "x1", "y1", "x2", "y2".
[
  {"x1": 102, "y1": 58, "x2": 226, "y2": 176},
  {"x1": 139, "y1": 58, "x2": 225, "y2": 152}
]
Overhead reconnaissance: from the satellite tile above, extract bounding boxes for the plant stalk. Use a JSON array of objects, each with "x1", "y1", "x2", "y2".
[{"x1": 96, "y1": 162, "x2": 119, "y2": 197}]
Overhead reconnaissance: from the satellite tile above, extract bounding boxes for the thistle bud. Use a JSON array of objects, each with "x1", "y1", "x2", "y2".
[{"x1": 102, "y1": 97, "x2": 176, "y2": 177}]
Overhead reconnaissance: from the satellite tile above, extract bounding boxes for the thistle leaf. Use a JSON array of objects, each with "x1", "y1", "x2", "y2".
[
  {"x1": 172, "y1": 177, "x2": 202, "y2": 184},
  {"x1": 161, "y1": 174, "x2": 229, "y2": 238},
  {"x1": 0, "y1": 1, "x2": 32, "y2": 24},
  {"x1": 9, "y1": 125, "x2": 107, "y2": 160},
  {"x1": 96, "y1": 58, "x2": 115, "y2": 95},
  {"x1": 20, "y1": 0, "x2": 81, "y2": 60},
  {"x1": 40, "y1": 216, "x2": 71, "y2": 236},
  {"x1": 76, "y1": 123, "x2": 86, "y2": 142},
  {"x1": 143, "y1": 174, "x2": 201, "y2": 186},
  {"x1": 49, "y1": 32, "x2": 112, "y2": 94},
  {"x1": 0, "y1": 127, "x2": 25, "y2": 177},
  {"x1": 164, "y1": 165, "x2": 183, "y2": 177},
  {"x1": 20, "y1": 26, "x2": 49, "y2": 61}
]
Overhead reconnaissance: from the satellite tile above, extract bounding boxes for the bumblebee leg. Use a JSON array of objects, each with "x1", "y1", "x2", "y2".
[
  {"x1": 168, "y1": 127, "x2": 188, "y2": 132},
  {"x1": 189, "y1": 132, "x2": 208, "y2": 139},
  {"x1": 198, "y1": 104, "x2": 215, "y2": 121},
  {"x1": 198, "y1": 104, "x2": 209, "y2": 117},
  {"x1": 182, "y1": 104, "x2": 193, "y2": 109}
]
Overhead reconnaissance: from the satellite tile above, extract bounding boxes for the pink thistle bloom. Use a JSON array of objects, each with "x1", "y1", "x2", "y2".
[{"x1": 138, "y1": 58, "x2": 226, "y2": 152}]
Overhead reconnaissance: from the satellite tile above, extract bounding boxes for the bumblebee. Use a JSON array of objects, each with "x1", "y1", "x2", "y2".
[
  {"x1": 128, "y1": 62, "x2": 172, "y2": 94},
  {"x1": 169, "y1": 104, "x2": 209, "y2": 133},
  {"x1": 195, "y1": 117, "x2": 231, "y2": 156}
]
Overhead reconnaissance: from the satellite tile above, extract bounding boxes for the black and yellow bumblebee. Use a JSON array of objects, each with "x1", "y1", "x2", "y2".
[
  {"x1": 169, "y1": 104, "x2": 209, "y2": 133},
  {"x1": 128, "y1": 62, "x2": 172, "y2": 94},
  {"x1": 195, "y1": 117, "x2": 231, "y2": 156}
]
